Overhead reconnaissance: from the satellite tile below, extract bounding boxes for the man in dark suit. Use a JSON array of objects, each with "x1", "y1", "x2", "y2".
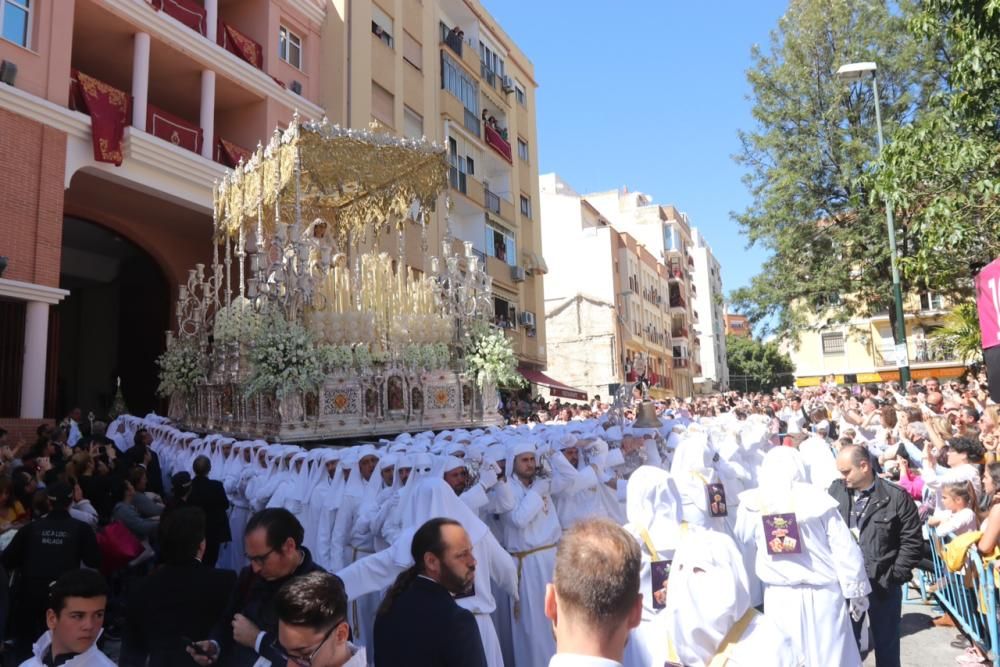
[
  {"x1": 188, "y1": 455, "x2": 232, "y2": 567},
  {"x1": 121, "y1": 507, "x2": 237, "y2": 667},
  {"x1": 373, "y1": 518, "x2": 487, "y2": 667}
]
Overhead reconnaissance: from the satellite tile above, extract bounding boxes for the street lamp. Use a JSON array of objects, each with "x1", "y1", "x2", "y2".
[{"x1": 836, "y1": 61, "x2": 911, "y2": 385}]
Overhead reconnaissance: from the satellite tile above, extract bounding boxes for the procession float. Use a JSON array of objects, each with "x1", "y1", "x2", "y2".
[{"x1": 156, "y1": 115, "x2": 518, "y2": 442}]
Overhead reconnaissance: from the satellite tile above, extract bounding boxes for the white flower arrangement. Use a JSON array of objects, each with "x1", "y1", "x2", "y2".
[
  {"x1": 245, "y1": 313, "x2": 324, "y2": 398},
  {"x1": 214, "y1": 297, "x2": 263, "y2": 344},
  {"x1": 353, "y1": 344, "x2": 373, "y2": 371},
  {"x1": 402, "y1": 345, "x2": 424, "y2": 369},
  {"x1": 463, "y1": 323, "x2": 524, "y2": 389},
  {"x1": 318, "y1": 344, "x2": 355, "y2": 371},
  {"x1": 156, "y1": 339, "x2": 205, "y2": 398}
]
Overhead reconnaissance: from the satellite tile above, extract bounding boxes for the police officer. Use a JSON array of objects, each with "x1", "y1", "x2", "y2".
[{"x1": 2, "y1": 481, "x2": 101, "y2": 661}]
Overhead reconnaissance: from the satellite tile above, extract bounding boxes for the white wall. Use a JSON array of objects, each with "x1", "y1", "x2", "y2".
[{"x1": 691, "y1": 227, "x2": 728, "y2": 390}]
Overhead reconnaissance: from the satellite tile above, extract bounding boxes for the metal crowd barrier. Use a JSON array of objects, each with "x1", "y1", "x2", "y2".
[{"x1": 927, "y1": 528, "x2": 1000, "y2": 666}]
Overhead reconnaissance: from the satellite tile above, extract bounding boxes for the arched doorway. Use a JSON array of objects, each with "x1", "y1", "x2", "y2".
[{"x1": 57, "y1": 217, "x2": 170, "y2": 419}]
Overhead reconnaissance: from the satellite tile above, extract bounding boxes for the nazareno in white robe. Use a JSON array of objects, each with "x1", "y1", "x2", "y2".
[
  {"x1": 665, "y1": 527, "x2": 803, "y2": 667},
  {"x1": 735, "y1": 447, "x2": 869, "y2": 667}
]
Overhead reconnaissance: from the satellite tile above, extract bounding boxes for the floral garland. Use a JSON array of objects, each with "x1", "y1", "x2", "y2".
[
  {"x1": 463, "y1": 323, "x2": 524, "y2": 389},
  {"x1": 156, "y1": 339, "x2": 205, "y2": 398},
  {"x1": 245, "y1": 313, "x2": 324, "y2": 398}
]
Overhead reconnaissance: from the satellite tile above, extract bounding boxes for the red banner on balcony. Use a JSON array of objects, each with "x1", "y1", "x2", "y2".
[
  {"x1": 217, "y1": 20, "x2": 263, "y2": 69},
  {"x1": 148, "y1": 0, "x2": 207, "y2": 36},
  {"x1": 70, "y1": 69, "x2": 130, "y2": 166},
  {"x1": 215, "y1": 138, "x2": 253, "y2": 168},
  {"x1": 147, "y1": 103, "x2": 203, "y2": 154},
  {"x1": 484, "y1": 124, "x2": 512, "y2": 163}
]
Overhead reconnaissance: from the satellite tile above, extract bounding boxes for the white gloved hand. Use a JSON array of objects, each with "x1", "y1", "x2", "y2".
[
  {"x1": 849, "y1": 596, "x2": 869, "y2": 622},
  {"x1": 478, "y1": 462, "x2": 499, "y2": 490},
  {"x1": 531, "y1": 478, "x2": 551, "y2": 498}
]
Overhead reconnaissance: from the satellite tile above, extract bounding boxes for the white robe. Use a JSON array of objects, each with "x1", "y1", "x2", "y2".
[
  {"x1": 501, "y1": 477, "x2": 562, "y2": 667},
  {"x1": 735, "y1": 454, "x2": 869, "y2": 667}
]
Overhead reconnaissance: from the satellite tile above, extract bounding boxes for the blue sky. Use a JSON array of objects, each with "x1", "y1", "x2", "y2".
[{"x1": 482, "y1": 0, "x2": 789, "y2": 297}]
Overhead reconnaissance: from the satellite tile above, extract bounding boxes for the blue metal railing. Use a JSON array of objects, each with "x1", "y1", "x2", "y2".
[{"x1": 926, "y1": 528, "x2": 1000, "y2": 665}]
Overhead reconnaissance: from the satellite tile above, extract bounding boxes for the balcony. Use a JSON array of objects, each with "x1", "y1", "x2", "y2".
[
  {"x1": 440, "y1": 22, "x2": 463, "y2": 57},
  {"x1": 671, "y1": 326, "x2": 688, "y2": 338},
  {"x1": 669, "y1": 295, "x2": 686, "y2": 312},
  {"x1": 485, "y1": 188, "x2": 501, "y2": 215},
  {"x1": 673, "y1": 357, "x2": 690, "y2": 369},
  {"x1": 484, "y1": 123, "x2": 512, "y2": 163},
  {"x1": 667, "y1": 261, "x2": 684, "y2": 281}
]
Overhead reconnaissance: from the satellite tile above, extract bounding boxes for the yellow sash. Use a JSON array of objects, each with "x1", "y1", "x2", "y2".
[{"x1": 667, "y1": 608, "x2": 759, "y2": 666}]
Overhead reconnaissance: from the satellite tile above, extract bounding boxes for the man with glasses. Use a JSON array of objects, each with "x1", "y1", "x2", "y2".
[
  {"x1": 188, "y1": 508, "x2": 325, "y2": 667},
  {"x1": 273, "y1": 572, "x2": 365, "y2": 667}
]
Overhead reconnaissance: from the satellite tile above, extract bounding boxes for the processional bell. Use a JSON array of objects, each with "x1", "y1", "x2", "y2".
[{"x1": 632, "y1": 400, "x2": 661, "y2": 429}]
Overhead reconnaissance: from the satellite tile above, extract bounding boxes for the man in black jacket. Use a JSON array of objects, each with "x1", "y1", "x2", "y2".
[
  {"x1": 2, "y1": 481, "x2": 101, "y2": 661},
  {"x1": 188, "y1": 455, "x2": 231, "y2": 567},
  {"x1": 121, "y1": 507, "x2": 237, "y2": 667},
  {"x1": 831, "y1": 444, "x2": 922, "y2": 667},
  {"x1": 188, "y1": 508, "x2": 325, "y2": 667},
  {"x1": 373, "y1": 517, "x2": 487, "y2": 667}
]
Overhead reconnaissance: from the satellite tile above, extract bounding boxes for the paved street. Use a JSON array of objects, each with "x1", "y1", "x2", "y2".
[{"x1": 863, "y1": 596, "x2": 969, "y2": 667}]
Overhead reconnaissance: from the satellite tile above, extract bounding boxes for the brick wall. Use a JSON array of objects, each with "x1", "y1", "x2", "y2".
[
  {"x1": 0, "y1": 418, "x2": 52, "y2": 446},
  {"x1": 0, "y1": 108, "x2": 67, "y2": 288}
]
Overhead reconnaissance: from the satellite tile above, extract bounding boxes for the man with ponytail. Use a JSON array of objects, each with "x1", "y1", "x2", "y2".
[{"x1": 372, "y1": 517, "x2": 487, "y2": 667}]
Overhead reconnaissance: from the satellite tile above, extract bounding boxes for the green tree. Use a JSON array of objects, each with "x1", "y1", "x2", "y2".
[
  {"x1": 726, "y1": 335, "x2": 796, "y2": 393},
  {"x1": 731, "y1": 0, "x2": 944, "y2": 339},
  {"x1": 930, "y1": 301, "x2": 983, "y2": 363},
  {"x1": 869, "y1": 0, "x2": 1000, "y2": 289}
]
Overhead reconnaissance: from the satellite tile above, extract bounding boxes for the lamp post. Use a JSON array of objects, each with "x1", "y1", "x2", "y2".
[{"x1": 836, "y1": 61, "x2": 911, "y2": 386}]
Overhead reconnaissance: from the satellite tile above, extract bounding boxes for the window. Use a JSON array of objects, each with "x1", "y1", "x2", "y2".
[
  {"x1": 486, "y1": 222, "x2": 516, "y2": 267},
  {"x1": 519, "y1": 194, "x2": 531, "y2": 219},
  {"x1": 1, "y1": 0, "x2": 30, "y2": 48},
  {"x1": 493, "y1": 295, "x2": 516, "y2": 329},
  {"x1": 403, "y1": 106, "x2": 423, "y2": 139},
  {"x1": 403, "y1": 30, "x2": 421, "y2": 69},
  {"x1": 371, "y1": 82, "x2": 394, "y2": 127},
  {"x1": 515, "y1": 82, "x2": 526, "y2": 107},
  {"x1": 479, "y1": 40, "x2": 505, "y2": 86},
  {"x1": 371, "y1": 5, "x2": 393, "y2": 48},
  {"x1": 920, "y1": 291, "x2": 944, "y2": 311},
  {"x1": 279, "y1": 26, "x2": 302, "y2": 69},
  {"x1": 517, "y1": 138, "x2": 529, "y2": 162},
  {"x1": 441, "y1": 52, "x2": 479, "y2": 117},
  {"x1": 821, "y1": 332, "x2": 845, "y2": 355}
]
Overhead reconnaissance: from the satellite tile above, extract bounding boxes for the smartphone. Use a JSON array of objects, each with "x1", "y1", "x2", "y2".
[{"x1": 182, "y1": 637, "x2": 210, "y2": 657}]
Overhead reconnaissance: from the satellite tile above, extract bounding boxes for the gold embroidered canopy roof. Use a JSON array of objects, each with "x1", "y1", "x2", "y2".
[{"x1": 215, "y1": 116, "x2": 449, "y2": 243}]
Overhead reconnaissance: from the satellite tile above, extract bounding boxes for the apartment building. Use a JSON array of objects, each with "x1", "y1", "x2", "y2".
[
  {"x1": 690, "y1": 228, "x2": 728, "y2": 393},
  {"x1": 725, "y1": 310, "x2": 751, "y2": 338},
  {"x1": 0, "y1": 0, "x2": 545, "y2": 433},
  {"x1": 785, "y1": 290, "x2": 969, "y2": 386},
  {"x1": 326, "y1": 0, "x2": 547, "y2": 379},
  {"x1": 540, "y1": 174, "x2": 684, "y2": 400},
  {"x1": 583, "y1": 188, "x2": 699, "y2": 397}
]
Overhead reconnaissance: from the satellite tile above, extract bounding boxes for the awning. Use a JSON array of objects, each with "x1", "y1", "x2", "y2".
[{"x1": 518, "y1": 367, "x2": 588, "y2": 401}]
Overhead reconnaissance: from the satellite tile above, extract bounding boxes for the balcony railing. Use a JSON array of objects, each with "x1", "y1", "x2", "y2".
[
  {"x1": 484, "y1": 124, "x2": 512, "y2": 163},
  {"x1": 673, "y1": 357, "x2": 690, "y2": 369},
  {"x1": 481, "y1": 63, "x2": 497, "y2": 88},
  {"x1": 149, "y1": 1, "x2": 264, "y2": 72},
  {"x1": 464, "y1": 108, "x2": 481, "y2": 137},
  {"x1": 485, "y1": 188, "x2": 501, "y2": 215}
]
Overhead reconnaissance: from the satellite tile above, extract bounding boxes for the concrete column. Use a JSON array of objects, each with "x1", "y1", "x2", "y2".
[
  {"x1": 132, "y1": 32, "x2": 151, "y2": 132},
  {"x1": 200, "y1": 69, "x2": 216, "y2": 159},
  {"x1": 204, "y1": 0, "x2": 218, "y2": 42},
  {"x1": 19, "y1": 301, "x2": 49, "y2": 419}
]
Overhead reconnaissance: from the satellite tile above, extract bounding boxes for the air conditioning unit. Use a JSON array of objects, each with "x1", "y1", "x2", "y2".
[
  {"x1": 501, "y1": 75, "x2": 515, "y2": 93},
  {"x1": 520, "y1": 311, "x2": 536, "y2": 327},
  {"x1": 511, "y1": 265, "x2": 526, "y2": 282}
]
